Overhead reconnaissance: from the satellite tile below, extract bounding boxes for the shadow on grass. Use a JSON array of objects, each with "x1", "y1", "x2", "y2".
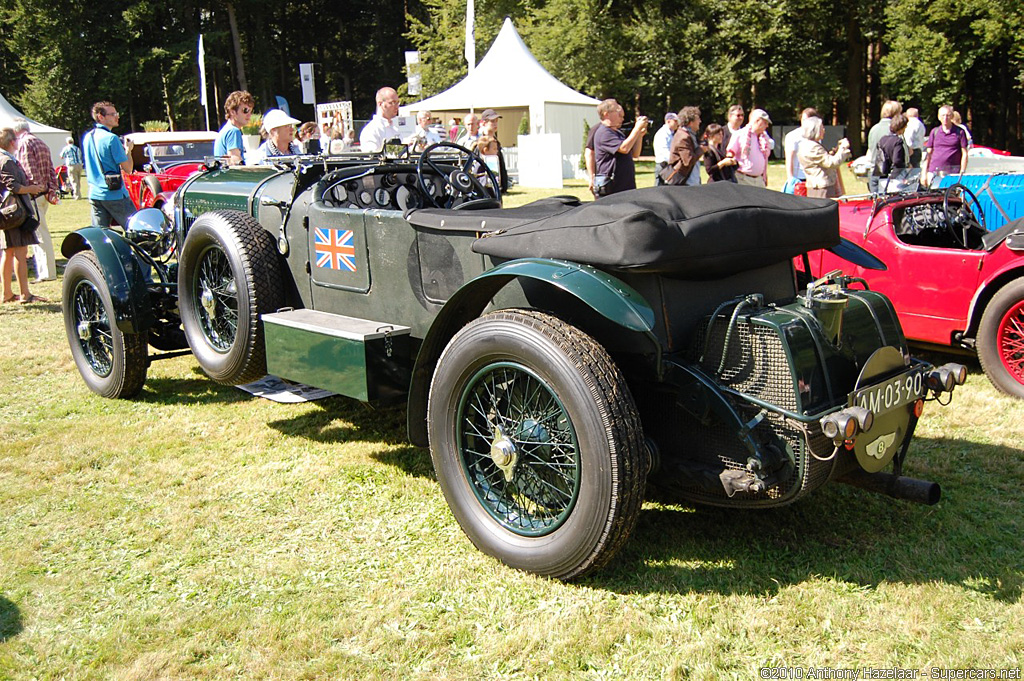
[
  {"x1": 265, "y1": 396, "x2": 435, "y2": 477},
  {"x1": 593, "y1": 436, "x2": 1023, "y2": 602},
  {"x1": 139, "y1": 374, "x2": 254, "y2": 406},
  {"x1": 0, "y1": 596, "x2": 22, "y2": 641}
]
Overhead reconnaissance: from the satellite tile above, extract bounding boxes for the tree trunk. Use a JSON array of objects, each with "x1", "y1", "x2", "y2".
[
  {"x1": 226, "y1": 2, "x2": 248, "y2": 92},
  {"x1": 161, "y1": 65, "x2": 176, "y2": 132},
  {"x1": 845, "y1": 14, "x2": 865, "y2": 154}
]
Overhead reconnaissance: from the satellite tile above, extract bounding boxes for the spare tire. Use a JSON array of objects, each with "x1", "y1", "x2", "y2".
[{"x1": 178, "y1": 210, "x2": 284, "y2": 385}]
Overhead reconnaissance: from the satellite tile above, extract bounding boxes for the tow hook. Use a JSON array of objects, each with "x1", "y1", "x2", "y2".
[{"x1": 719, "y1": 457, "x2": 768, "y2": 497}]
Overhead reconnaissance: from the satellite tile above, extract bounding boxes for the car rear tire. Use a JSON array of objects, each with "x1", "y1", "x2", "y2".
[
  {"x1": 63, "y1": 251, "x2": 148, "y2": 398},
  {"x1": 978, "y1": 279, "x2": 1024, "y2": 398},
  {"x1": 427, "y1": 309, "x2": 645, "y2": 580},
  {"x1": 178, "y1": 210, "x2": 284, "y2": 385}
]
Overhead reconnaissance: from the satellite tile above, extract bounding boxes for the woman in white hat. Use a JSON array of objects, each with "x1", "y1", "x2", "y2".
[{"x1": 251, "y1": 109, "x2": 302, "y2": 164}]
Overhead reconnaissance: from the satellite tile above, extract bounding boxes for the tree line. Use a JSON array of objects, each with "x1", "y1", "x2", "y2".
[{"x1": 1, "y1": 0, "x2": 1021, "y2": 154}]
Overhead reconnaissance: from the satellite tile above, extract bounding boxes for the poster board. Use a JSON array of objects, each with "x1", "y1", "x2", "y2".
[
  {"x1": 315, "y1": 101, "x2": 354, "y2": 136},
  {"x1": 516, "y1": 133, "x2": 563, "y2": 188}
]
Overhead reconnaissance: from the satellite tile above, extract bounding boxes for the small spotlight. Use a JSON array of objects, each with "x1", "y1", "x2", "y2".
[
  {"x1": 846, "y1": 406, "x2": 875, "y2": 432},
  {"x1": 941, "y1": 363, "x2": 967, "y2": 386},
  {"x1": 821, "y1": 411, "x2": 859, "y2": 442}
]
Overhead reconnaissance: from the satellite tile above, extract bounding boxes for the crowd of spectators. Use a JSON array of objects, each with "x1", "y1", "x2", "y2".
[{"x1": 585, "y1": 99, "x2": 974, "y2": 199}]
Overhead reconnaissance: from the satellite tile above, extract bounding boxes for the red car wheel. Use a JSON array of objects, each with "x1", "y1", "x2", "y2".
[{"x1": 978, "y1": 280, "x2": 1024, "y2": 397}]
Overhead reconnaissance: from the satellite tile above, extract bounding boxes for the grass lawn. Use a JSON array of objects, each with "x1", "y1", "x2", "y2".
[{"x1": 0, "y1": 178, "x2": 1022, "y2": 679}]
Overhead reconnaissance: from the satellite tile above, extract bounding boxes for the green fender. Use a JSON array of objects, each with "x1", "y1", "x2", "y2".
[
  {"x1": 61, "y1": 227, "x2": 155, "y2": 334},
  {"x1": 406, "y1": 257, "x2": 656, "y2": 446}
]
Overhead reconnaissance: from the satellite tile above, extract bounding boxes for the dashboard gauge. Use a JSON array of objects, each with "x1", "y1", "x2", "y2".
[
  {"x1": 374, "y1": 188, "x2": 392, "y2": 207},
  {"x1": 359, "y1": 190, "x2": 373, "y2": 206},
  {"x1": 395, "y1": 186, "x2": 420, "y2": 212},
  {"x1": 331, "y1": 185, "x2": 348, "y2": 203}
]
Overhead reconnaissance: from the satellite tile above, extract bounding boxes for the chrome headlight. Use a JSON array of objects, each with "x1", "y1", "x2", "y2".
[{"x1": 126, "y1": 207, "x2": 173, "y2": 258}]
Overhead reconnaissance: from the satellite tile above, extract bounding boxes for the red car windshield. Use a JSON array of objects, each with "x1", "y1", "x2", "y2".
[{"x1": 143, "y1": 141, "x2": 214, "y2": 167}]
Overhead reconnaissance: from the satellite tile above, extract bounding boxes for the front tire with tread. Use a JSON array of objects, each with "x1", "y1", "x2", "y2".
[
  {"x1": 428, "y1": 309, "x2": 645, "y2": 580},
  {"x1": 178, "y1": 210, "x2": 284, "y2": 385},
  {"x1": 978, "y1": 279, "x2": 1024, "y2": 398},
  {"x1": 63, "y1": 251, "x2": 148, "y2": 398}
]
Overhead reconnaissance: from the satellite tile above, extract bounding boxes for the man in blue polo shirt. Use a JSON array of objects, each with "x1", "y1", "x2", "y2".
[{"x1": 83, "y1": 100, "x2": 136, "y2": 227}]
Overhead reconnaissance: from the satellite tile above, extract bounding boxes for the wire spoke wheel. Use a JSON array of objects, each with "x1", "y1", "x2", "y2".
[
  {"x1": 997, "y1": 299, "x2": 1024, "y2": 382},
  {"x1": 178, "y1": 210, "x2": 284, "y2": 385},
  {"x1": 458, "y1": 362, "x2": 580, "y2": 536},
  {"x1": 428, "y1": 309, "x2": 644, "y2": 580},
  {"x1": 62, "y1": 250, "x2": 148, "y2": 399},
  {"x1": 978, "y1": 279, "x2": 1024, "y2": 398},
  {"x1": 194, "y1": 245, "x2": 239, "y2": 351},
  {"x1": 71, "y1": 278, "x2": 115, "y2": 377}
]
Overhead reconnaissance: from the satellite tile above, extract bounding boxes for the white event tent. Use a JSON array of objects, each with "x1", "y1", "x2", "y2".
[
  {"x1": 400, "y1": 17, "x2": 600, "y2": 180},
  {"x1": 0, "y1": 91, "x2": 71, "y2": 168}
]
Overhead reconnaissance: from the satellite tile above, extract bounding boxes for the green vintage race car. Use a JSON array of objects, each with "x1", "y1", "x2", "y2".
[{"x1": 60, "y1": 143, "x2": 964, "y2": 580}]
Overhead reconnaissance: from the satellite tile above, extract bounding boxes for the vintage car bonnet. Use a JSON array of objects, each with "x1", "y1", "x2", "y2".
[{"x1": 469, "y1": 183, "x2": 839, "y2": 279}]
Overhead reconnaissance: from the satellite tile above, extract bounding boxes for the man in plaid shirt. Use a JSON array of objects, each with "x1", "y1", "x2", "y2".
[{"x1": 13, "y1": 119, "x2": 58, "y2": 282}]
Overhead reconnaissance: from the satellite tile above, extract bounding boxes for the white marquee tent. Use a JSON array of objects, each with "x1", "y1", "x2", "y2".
[
  {"x1": 0, "y1": 91, "x2": 71, "y2": 168},
  {"x1": 400, "y1": 18, "x2": 600, "y2": 179}
]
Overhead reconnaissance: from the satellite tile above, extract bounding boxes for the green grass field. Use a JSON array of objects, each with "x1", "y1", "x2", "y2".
[{"x1": 1, "y1": 172, "x2": 1021, "y2": 679}]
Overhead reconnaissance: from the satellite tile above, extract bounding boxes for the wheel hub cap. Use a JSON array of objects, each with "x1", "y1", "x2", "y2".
[
  {"x1": 77, "y1": 320, "x2": 92, "y2": 342},
  {"x1": 489, "y1": 424, "x2": 518, "y2": 481},
  {"x1": 200, "y1": 287, "x2": 216, "y2": 319}
]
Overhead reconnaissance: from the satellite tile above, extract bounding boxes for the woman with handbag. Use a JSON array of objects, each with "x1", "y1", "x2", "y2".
[{"x1": 0, "y1": 128, "x2": 45, "y2": 303}]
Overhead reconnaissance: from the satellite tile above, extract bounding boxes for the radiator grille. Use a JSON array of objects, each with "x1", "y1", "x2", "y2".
[
  {"x1": 668, "y1": 313, "x2": 841, "y2": 507},
  {"x1": 697, "y1": 318, "x2": 798, "y2": 412}
]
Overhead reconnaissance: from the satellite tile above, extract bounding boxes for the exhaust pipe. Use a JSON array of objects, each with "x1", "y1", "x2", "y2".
[{"x1": 837, "y1": 470, "x2": 941, "y2": 505}]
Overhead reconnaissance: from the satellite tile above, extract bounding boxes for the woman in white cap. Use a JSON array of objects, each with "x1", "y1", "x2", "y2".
[{"x1": 251, "y1": 109, "x2": 302, "y2": 164}]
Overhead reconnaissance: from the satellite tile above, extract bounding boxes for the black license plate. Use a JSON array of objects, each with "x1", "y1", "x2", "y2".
[{"x1": 852, "y1": 368, "x2": 925, "y2": 413}]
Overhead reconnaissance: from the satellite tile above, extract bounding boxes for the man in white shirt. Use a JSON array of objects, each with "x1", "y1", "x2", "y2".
[
  {"x1": 652, "y1": 112, "x2": 679, "y2": 186},
  {"x1": 903, "y1": 107, "x2": 926, "y2": 168},
  {"x1": 358, "y1": 87, "x2": 400, "y2": 152},
  {"x1": 719, "y1": 104, "x2": 745, "y2": 156},
  {"x1": 784, "y1": 107, "x2": 818, "y2": 189},
  {"x1": 407, "y1": 110, "x2": 442, "y2": 152},
  {"x1": 456, "y1": 112, "x2": 480, "y2": 148}
]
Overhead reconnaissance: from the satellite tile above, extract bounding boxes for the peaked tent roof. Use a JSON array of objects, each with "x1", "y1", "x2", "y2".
[
  {"x1": 0, "y1": 91, "x2": 69, "y2": 134},
  {"x1": 401, "y1": 18, "x2": 600, "y2": 113}
]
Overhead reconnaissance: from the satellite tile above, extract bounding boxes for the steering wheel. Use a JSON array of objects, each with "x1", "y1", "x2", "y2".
[
  {"x1": 416, "y1": 141, "x2": 501, "y2": 209},
  {"x1": 942, "y1": 183, "x2": 986, "y2": 248}
]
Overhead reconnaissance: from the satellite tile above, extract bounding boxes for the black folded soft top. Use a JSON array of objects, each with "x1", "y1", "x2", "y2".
[{"x1": 409, "y1": 183, "x2": 839, "y2": 280}]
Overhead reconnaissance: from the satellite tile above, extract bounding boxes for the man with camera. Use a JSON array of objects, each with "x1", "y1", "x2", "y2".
[
  {"x1": 591, "y1": 99, "x2": 648, "y2": 198},
  {"x1": 83, "y1": 101, "x2": 136, "y2": 228}
]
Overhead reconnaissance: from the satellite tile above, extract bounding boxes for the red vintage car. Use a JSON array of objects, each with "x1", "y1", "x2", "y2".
[
  {"x1": 122, "y1": 132, "x2": 217, "y2": 210},
  {"x1": 805, "y1": 182, "x2": 1024, "y2": 397}
]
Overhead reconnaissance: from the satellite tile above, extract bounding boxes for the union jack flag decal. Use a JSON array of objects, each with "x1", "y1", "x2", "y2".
[{"x1": 314, "y1": 228, "x2": 357, "y2": 272}]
